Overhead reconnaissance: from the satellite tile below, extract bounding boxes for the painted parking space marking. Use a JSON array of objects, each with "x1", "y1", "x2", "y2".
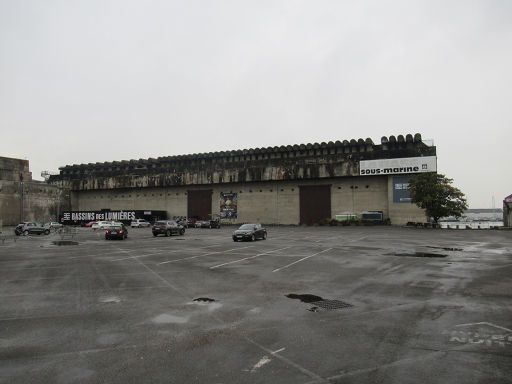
[
  {"x1": 443, "y1": 322, "x2": 512, "y2": 347},
  {"x1": 109, "y1": 244, "x2": 223, "y2": 261},
  {"x1": 272, "y1": 248, "x2": 333, "y2": 272},
  {"x1": 209, "y1": 246, "x2": 292, "y2": 269},
  {"x1": 157, "y1": 246, "x2": 254, "y2": 265}
]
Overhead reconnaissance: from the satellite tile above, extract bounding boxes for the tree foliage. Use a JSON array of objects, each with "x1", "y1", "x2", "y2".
[{"x1": 408, "y1": 173, "x2": 468, "y2": 223}]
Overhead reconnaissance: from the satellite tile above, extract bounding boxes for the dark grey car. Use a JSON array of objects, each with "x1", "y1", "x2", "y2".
[
  {"x1": 232, "y1": 223, "x2": 267, "y2": 242},
  {"x1": 152, "y1": 220, "x2": 185, "y2": 237},
  {"x1": 15, "y1": 222, "x2": 50, "y2": 236}
]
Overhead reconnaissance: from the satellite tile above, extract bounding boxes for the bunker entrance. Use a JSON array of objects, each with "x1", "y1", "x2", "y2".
[
  {"x1": 187, "y1": 190, "x2": 212, "y2": 220},
  {"x1": 299, "y1": 185, "x2": 331, "y2": 225}
]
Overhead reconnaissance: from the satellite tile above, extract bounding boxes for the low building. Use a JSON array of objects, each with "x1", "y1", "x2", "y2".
[{"x1": 49, "y1": 133, "x2": 437, "y2": 225}]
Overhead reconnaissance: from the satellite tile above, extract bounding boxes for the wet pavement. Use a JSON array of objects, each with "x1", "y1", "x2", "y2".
[{"x1": 0, "y1": 226, "x2": 511, "y2": 383}]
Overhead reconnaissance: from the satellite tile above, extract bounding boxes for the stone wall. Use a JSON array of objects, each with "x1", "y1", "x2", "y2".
[
  {"x1": 0, "y1": 156, "x2": 69, "y2": 226},
  {"x1": 0, "y1": 180, "x2": 69, "y2": 226},
  {"x1": 50, "y1": 134, "x2": 435, "y2": 191},
  {"x1": 73, "y1": 176, "x2": 423, "y2": 225},
  {"x1": 49, "y1": 134, "x2": 435, "y2": 226},
  {"x1": 504, "y1": 198, "x2": 512, "y2": 227}
]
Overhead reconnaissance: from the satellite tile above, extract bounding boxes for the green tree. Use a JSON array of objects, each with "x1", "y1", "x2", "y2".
[{"x1": 408, "y1": 173, "x2": 468, "y2": 223}]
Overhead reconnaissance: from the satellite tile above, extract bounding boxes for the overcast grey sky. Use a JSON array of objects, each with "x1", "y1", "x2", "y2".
[{"x1": 1, "y1": 0, "x2": 510, "y2": 208}]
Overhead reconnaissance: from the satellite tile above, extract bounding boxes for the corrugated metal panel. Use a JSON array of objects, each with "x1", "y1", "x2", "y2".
[
  {"x1": 187, "y1": 190, "x2": 212, "y2": 220},
  {"x1": 299, "y1": 185, "x2": 331, "y2": 225}
]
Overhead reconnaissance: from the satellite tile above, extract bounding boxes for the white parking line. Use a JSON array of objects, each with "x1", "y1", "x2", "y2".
[
  {"x1": 272, "y1": 248, "x2": 333, "y2": 272},
  {"x1": 109, "y1": 244, "x2": 223, "y2": 261},
  {"x1": 209, "y1": 246, "x2": 292, "y2": 269},
  {"x1": 157, "y1": 246, "x2": 253, "y2": 265}
]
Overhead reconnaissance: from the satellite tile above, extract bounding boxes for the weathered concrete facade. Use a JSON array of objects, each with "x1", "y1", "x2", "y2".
[
  {"x1": 50, "y1": 134, "x2": 435, "y2": 225},
  {"x1": 0, "y1": 156, "x2": 69, "y2": 226},
  {"x1": 504, "y1": 195, "x2": 512, "y2": 227}
]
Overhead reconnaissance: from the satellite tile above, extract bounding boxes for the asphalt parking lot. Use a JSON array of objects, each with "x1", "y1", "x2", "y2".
[{"x1": 0, "y1": 226, "x2": 511, "y2": 384}]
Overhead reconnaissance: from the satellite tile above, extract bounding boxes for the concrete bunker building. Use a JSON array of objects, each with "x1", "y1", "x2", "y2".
[
  {"x1": 50, "y1": 133, "x2": 437, "y2": 225},
  {"x1": 0, "y1": 156, "x2": 67, "y2": 226}
]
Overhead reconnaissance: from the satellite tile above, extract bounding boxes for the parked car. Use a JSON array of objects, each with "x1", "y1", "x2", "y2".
[
  {"x1": 152, "y1": 220, "x2": 185, "y2": 237},
  {"x1": 14, "y1": 222, "x2": 50, "y2": 236},
  {"x1": 232, "y1": 223, "x2": 267, "y2": 242},
  {"x1": 186, "y1": 218, "x2": 197, "y2": 228},
  {"x1": 92, "y1": 221, "x2": 115, "y2": 230},
  {"x1": 130, "y1": 219, "x2": 151, "y2": 228},
  {"x1": 105, "y1": 224, "x2": 128, "y2": 240},
  {"x1": 45, "y1": 222, "x2": 63, "y2": 230},
  {"x1": 194, "y1": 220, "x2": 211, "y2": 228},
  {"x1": 209, "y1": 218, "x2": 221, "y2": 229},
  {"x1": 84, "y1": 221, "x2": 97, "y2": 228}
]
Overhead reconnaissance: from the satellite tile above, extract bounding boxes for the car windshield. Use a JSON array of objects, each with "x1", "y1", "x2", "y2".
[{"x1": 239, "y1": 224, "x2": 255, "y2": 230}]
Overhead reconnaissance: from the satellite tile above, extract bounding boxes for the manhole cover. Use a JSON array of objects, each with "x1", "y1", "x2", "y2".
[
  {"x1": 311, "y1": 299, "x2": 353, "y2": 310},
  {"x1": 286, "y1": 294, "x2": 353, "y2": 311}
]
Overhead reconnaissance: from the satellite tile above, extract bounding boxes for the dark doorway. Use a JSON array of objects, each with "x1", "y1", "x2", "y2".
[
  {"x1": 187, "y1": 190, "x2": 212, "y2": 220},
  {"x1": 299, "y1": 185, "x2": 331, "y2": 225}
]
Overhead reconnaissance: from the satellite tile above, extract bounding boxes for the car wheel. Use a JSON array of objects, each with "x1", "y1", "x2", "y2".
[
  {"x1": 263, "y1": 232, "x2": 267, "y2": 240},
  {"x1": 153, "y1": 233, "x2": 157, "y2": 237},
  {"x1": 166, "y1": 229, "x2": 171, "y2": 237},
  {"x1": 23, "y1": 230, "x2": 29, "y2": 236},
  {"x1": 233, "y1": 238, "x2": 238, "y2": 242},
  {"x1": 44, "y1": 229, "x2": 50, "y2": 235},
  {"x1": 251, "y1": 234, "x2": 256, "y2": 241},
  {"x1": 180, "y1": 229, "x2": 185, "y2": 235},
  {"x1": 105, "y1": 236, "x2": 109, "y2": 240}
]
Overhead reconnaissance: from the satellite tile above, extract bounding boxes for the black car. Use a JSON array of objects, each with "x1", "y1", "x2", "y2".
[
  {"x1": 232, "y1": 223, "x2": 267, "y2": 242},
  {"x1": 15, "y1": 222, "x2": 50, "y2": 236},
  {"x1": 152, "y1": 220, "x2": 185, "y2": 237},
  {"x1": 209, "y1": 218, "x2": 221, "y2": 229},
  {"x1": 105, "y1": 224, "x2": 128, "y2": 240}
]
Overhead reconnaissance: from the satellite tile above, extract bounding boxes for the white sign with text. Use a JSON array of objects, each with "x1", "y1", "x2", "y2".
[{"x1": 360, "y1": 156, "x2": 437, "y2": 176}]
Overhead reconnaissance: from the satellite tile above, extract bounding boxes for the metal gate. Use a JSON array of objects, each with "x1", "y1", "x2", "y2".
[
  {"x1": 187, "y1": 190, "x2": 212, "y2": 220},
  {"x1": 299, "y1": 185, "x2": 331, "y2": 225}
]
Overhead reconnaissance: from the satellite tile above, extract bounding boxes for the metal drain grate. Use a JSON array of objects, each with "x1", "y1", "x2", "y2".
[{"x1": 311, "y1": 299, "x2": 353, "y2": 311}]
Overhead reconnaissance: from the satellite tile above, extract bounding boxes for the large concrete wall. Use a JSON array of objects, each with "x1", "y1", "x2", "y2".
[
  {"x1": 0, "y1": 180, "x2": 68, "y2": 226},
  {"x1": 51, "y1": 134, "x2": 435, "y2": 226},
  {"x1": 0, "y1": 156, "x2": 69, "y2": 226},
  {"x1": 50, "y1": 134, "x2": 435, "y2": 192},
  {"x1": 387, "y1": 177, "x2": 426, "y2": 224},
  {"x1": 73, "y1": 176, "x2": 422, "y2": 225},
  {"x1": 504, "y1": 201, "x2": 512, "y2": 227},
  {"x1": 0, "y1": 156, "x2": 31, "y2": 182}
]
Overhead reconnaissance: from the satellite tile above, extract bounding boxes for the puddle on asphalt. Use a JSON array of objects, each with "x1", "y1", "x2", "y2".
[
  {"x1": 193, "y1": 297, "x2": 216, "y2": 302},
  {"x1": 51, "y1": 240, "x2": 79, "y2": 246},
  {"x1": 286, "y1": 294, "x2": 324, "y2": 303},
  {"x1": 189, "y1": 297, "x2": 222, "y2": 311},
  {"x1": 426, "y1": 246, "x2": 463, "y2": 252},
  {"x1": 390, "y1": 251, "x2": 448, "y2": 258}
]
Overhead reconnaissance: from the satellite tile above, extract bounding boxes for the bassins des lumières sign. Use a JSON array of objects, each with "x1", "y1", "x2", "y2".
[
  {"x1": 60, "y1": 210, "x2": 167, "y2": 224},
  {"x1": 359, "y1": 156, "x2": 437, "y2": 176}
]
